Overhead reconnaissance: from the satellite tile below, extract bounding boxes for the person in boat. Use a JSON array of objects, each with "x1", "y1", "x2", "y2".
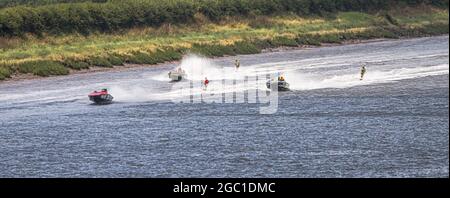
[
  {"x1": 235, "y1": 59, "x2": 240, "y2": 70},
  {"x1": 278, "y1": 75, "x2": 285, "y2": 82},
  {"x1": 360, "y1": 65, "x2": 367, "y2": 80}
]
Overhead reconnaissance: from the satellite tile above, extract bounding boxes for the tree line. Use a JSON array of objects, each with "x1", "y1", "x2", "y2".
[{"x1": 0, "y1": 0, "x2": 448, "y2": 37}]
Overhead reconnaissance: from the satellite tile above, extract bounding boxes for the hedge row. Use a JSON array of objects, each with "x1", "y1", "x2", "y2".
[
  {"x1": 0, "y1": 0, "x2": 106, "y2": 9},
  {"x1": 0, "y1": 0, "x2": 448, "y2": 37}
]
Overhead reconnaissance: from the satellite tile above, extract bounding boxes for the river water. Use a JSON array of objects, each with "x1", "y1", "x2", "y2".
[{"x1": 0, "y1": 36, "x2": 448, "y2": 177}]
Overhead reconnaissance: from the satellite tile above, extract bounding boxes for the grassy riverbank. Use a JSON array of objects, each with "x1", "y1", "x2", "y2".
[{"x1": 0, "y1": 5, "x2": 448, "y2": 81}]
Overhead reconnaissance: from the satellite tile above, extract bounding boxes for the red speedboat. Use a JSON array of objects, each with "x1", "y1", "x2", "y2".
[{"x1": 88, "y1": 89, "x2": 113, "y2": 104}]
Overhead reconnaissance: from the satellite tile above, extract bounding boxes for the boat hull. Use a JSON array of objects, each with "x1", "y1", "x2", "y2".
[
  {"x1": 169, "y1": 72, "x2": 186, "y2": 82},
  {"x1": 89, "y1": 94, "x2": 114, "y2": 105},
  {"x1": 266, "y1": 81, "x2": 290, "y2": 91}
]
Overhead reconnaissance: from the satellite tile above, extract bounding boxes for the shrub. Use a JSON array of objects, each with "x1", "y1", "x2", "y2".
[
  {"x1": 89, "y1": 56, "x2": 112, "y2": 67},
  {"x1": 270, "y1": 36, "x2": 299, "y2": 47},
  {"x1": 106, "y1": 54, "x2": 124, "y2": 66},
  {"x1": 316, "y1": 34, "x2": 342, "y2": 43},
  {"x1": 419, "y1": 23, "x2": 450, "y2": 35},
  {"x1": 191, "y1": 43, "x2": 235, "y2": 57},
  {"x1": 17, "y1": 61, "x2": 35, "y2": 74},
  {"x1": 16, "y1": 60, "x2": 69, "y2": 77},
  {"x1": 32, "y1": 62, "x2": 70, "y2": 76},
  {"x1": 127, "y1": 51, "x2": 157, "y2": 64},
  {"x1": 232, "y1": 41, "x2": 261, "y2": 54},
  {"x1": 162, "y1": 48, "x2": 183, "y2": 61},
  {"x1": 296, "y1": 35, "x2": 321, "y2": 45},
  {"x1": 253, "y1": 38, "x2": 274, "y2": 49},
  {"x1": 0, "y1": 66, "x2": 12, "y2": 80},
  {"x1": 62, "y1": 59, "x2": 90, "y2": 70}
]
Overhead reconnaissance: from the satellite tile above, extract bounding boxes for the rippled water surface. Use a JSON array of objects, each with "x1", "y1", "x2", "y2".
[{"x1": 0, "y1": 36, "x2": 448, "y2": 177}]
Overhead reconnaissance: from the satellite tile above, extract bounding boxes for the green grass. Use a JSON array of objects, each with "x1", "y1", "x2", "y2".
[
  {"x1": 15, "y1": 60, "x2": 69, "y2": 77},
  {"x1": 0, "y1": 6, "x2": 448, "y2": 81}
]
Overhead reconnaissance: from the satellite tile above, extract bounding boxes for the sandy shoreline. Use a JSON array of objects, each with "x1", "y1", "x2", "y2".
[{"x1": 0, "y1": 37, "x2": 415, "y2": 85}]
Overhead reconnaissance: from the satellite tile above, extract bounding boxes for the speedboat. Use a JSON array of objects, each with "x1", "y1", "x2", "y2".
[
  {"x1": 266, "y1": 79, "x2": 290, "y2": 91},
  {"x1": 168, "y1": 67, "x2": 186, "y2": 82},
  {"x1": 88, "y1": 89, "x2": 113, "y2": 104}
]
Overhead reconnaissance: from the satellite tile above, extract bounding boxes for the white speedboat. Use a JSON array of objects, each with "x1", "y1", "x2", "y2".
[{"x1": 168, "y1": 68, "x2": 186, "y2": 82}]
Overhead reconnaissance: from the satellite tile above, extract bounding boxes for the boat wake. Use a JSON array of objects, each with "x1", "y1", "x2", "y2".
[
  {"x1": 286, "y1": 64, "x2": 449, "y2": 90},
  {"x1": 1, "y1": 39, "x2": 448, "y2": 105},
  {"x1": 144, "y1": 54, "x2": 449, "y2": 101}
]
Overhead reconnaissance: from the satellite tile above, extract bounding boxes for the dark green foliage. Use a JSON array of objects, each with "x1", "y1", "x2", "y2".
[
  {"x1": 232, "y1": 41, "x2": 261, "y2": 54},
  {"x1": 419, "y1": 22, "x2": 450, "y2": 35},
  {"x1": 385, "y1": 14, "x2": 399, "y2": 26},
  {"x1": 0, "y1": 0, "x2": 197, "y2": 36},
  {"x1": 295, "y1": 35, "x2": 322, "y2": 45},
  {"x1": 124, "y1": 48, "x2": 182, "y2": 65},
  {"x1": 0, "y1": 0, "x2": 446, "y2": 37},
  {"x1": 270, "y1": 36, "x2": 299, "y2": 47},
  {"x1": 16, "y1": 60, "x2": 69, "y2": 76},
  {"x1": 191, "y1": 43, "x2": 236, "y2": 57},
  {"x1": 144, "y1": 50, "x2": 168, "y2": 64},
  {"x1": 161, "y1": 48, "x2": 183, "y2": 61},
  {"x1": 253, "y1": 39, "x2": 274, "y2": 49},
  {"x1": 17, "y1": 61, "x2": 35, "y2": 74},
  {"x1": 315, "y1": 34, "x2": 342, "y2": 43},
  {"x1": 33, "y1": 62, "x2": 69, "y2": 76},
  {"x1": 388, "y1": 22, "x2": 449, "y2": 37},
  {"x1": 401, "y1": 0, "x2": 449, "y2": 8},
  {"x1": 89, "y1": 56, "x2": 112, "y2": 67},
  {"x1": 150, "y1": 49, "x2": 183, "y2": 63},
  {"x1": 126, "y1": 51, "x2": 153, "y2": 64},
  {"x1": 431, "y1": 0, "x2": 449, "y2": 8},
  {"x1": 0, "y1": 66, "x2": 11, "y2": 80},
  {"x1": 62, "y1": 58, "x2": 90, "y2": 70},
  {"x1": 106, "y1": 54, "x2": 124, "y2": 66},
  {"x1": 0, "y1": 0, "x2": 102, "y2": 8}
]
